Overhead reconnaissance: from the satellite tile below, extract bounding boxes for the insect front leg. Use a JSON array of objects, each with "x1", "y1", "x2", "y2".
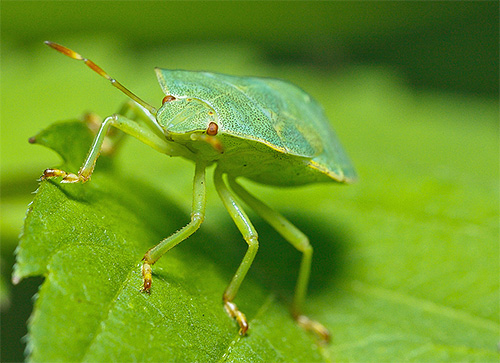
[
  {"x1": 213, "y1": 167, "x2": 259, "y2": 336},
  {"x1": 81, "y1": 109, "x2": 122, "y2": 156},
  {"x1": 141, "y1": 161, "x2": 207, "y2": 292},
  {"x1": 42, "y1": 105, "x2": 170, "y2": 183},
  {"x1": 227, "y1": 177, "x2": 330, "y2": 342},
  {"x1": 41, "y1": 114, "x2": 118, "y2": 183},
  {"x1": 84, "y1": 100, "x2": 164, "y2": 156}
]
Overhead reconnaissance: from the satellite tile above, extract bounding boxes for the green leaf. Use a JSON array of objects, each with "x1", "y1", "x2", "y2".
[{"x1": 0, "y1": 271, "x2": 9, "y2": 310}]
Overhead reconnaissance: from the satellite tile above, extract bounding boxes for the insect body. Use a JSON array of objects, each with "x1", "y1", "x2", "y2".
[{"x1": 41, "y1": 41, "x2": 356, "y2": 341}]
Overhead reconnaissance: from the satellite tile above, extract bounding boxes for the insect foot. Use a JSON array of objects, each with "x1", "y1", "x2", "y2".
[
  {"x1": 224, "y1": 300, "x2": 249, "y2": 335},
  {"x1": 141, "y1": 260, "x2": 152, "y2": 293},
  {"x1": 41, "y1": 168, "x2": 82, "y2": 183},
  {"x1": 296, "y1": 314, "x2": 331, "y2": 343}
]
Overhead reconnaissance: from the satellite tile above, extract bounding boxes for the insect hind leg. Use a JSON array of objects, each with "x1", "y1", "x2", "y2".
[
  {"x1": 214, "y1": 168, "x2": 259, "y2": 336},
  {"x1": 227, "y1": 177, "x2": 330, "y2": 342}
]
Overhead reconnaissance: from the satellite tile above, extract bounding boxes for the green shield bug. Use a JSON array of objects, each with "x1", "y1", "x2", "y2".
[{"x1": 40, "y1": 41, "x2": 356, "y2": 341}]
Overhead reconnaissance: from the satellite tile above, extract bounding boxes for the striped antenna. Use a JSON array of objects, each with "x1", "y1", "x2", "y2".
[{"x1": 45, "y1": 41, "x2": 157, "y2": 115}]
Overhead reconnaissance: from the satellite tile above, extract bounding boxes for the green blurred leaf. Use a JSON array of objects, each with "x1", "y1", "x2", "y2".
[{"x1": 0, "y1": 271, "x2": 9, "y2": 310}]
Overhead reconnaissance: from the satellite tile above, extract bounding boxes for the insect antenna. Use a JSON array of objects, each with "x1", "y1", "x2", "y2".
[{"x1": 45, "y1": 41, "x2": 157, "y2": 115}]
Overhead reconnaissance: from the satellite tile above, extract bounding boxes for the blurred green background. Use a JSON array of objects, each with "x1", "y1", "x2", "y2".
[{"x1": 1, "y1": 1, "x2": 498, "y2": 362}]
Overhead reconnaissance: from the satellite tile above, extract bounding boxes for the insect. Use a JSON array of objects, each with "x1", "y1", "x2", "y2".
[{"x1": 41, "y1": 41, "x2": 356, "y2": 341}]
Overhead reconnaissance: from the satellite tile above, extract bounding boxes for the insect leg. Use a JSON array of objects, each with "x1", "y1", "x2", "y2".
[
  {"x1": 141, "y1": 161, "x2": 207, "y2": 292},
  {"x1": 88, "y1": 100, "x2": 165, "y2": 156},
  {"x1": 213, "y1": 167, "x2": 259, "y2": 336},
  {"x1": 41, "y1": 112, "x2": 171, "y2": 183},
  {"x1": 82, "y1": 103, "x2": 134, "y2": 156},
  {"x1": 227, "y1": 177, "x2": 330, "y2": 342},
  {"x1": 117, "y1": 100, "x2": 165, "y2": 140}
]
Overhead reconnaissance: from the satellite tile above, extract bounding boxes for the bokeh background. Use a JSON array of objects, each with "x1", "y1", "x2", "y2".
[{"x1": 1, "y1": 2, "x2": 498, "y2": 362}]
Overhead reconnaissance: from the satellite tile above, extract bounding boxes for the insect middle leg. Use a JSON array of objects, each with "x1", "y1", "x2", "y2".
[
  {"x1": 141, "y1": 161, "x2": 207, "y2": 292},
  {"x1": 213, "y1": 167, "x2": 259, "y2": 336},
  {"x1": 227, "y1": 177, "x2": 330, "y2": 342}
]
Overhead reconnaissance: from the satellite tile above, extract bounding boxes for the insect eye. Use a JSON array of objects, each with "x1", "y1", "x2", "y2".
[
  {"x1": 162, "y1": 95, "x2": 176, "y2": 104},
  {"x1": 207, "y1": 122, "x2": 218, "y2": 136}
]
